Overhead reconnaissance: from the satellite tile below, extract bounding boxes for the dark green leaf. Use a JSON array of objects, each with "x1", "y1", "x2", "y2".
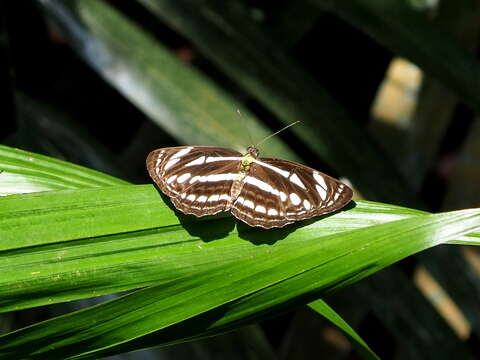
[{"x1": 1, "y1": 207, "x2": 479, "y2": 358}]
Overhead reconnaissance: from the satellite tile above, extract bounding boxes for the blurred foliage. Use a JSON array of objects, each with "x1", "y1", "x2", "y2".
[{"x1": 1, "y1": 0, "x2": 480, "y2": 359}]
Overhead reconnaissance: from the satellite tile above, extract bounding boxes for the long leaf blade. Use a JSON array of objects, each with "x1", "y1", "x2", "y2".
[
  {"x1": 1, "y1": 208, "x2": 479, "y2": 359},
  {"x1": 0, "y1": 145, "x2": 126, "y2": 195}
]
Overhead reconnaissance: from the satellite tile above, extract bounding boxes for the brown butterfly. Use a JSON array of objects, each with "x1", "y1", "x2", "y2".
[{"x1": 147, "y1": 145, "x2": 352, "y2": 229}]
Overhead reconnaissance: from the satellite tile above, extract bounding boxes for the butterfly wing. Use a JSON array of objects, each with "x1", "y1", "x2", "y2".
[
  {"x1": 231, "y1": 157, "x2": 352, "y2": 228},
  {"x1": 147, "y1": 146, "x2": 243, "y2": 217}
]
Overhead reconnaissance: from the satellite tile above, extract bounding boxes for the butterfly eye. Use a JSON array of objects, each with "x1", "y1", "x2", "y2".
[{"x1": 246, "y1": 146, "x2": 259, "y2": 158}]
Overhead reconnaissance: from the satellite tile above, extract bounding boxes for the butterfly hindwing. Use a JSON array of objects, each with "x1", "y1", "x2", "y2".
[
  {"x1": 230, "y1": 158, "x2": 352, "y2": 228},
  {"x1": 260, "y1": 158, "x2": 352, "y2": 214},
  {"x1": 146, "y1": 146, "x2": 243, "y2": 217},
  {"x1": 231, "y1": 176, "x2": 290, "y2": 228}
]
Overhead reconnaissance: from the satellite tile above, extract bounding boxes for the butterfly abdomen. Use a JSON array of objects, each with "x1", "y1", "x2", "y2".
[{"x1": 228, "y1": 174, "x2": 247, "y2": 209}]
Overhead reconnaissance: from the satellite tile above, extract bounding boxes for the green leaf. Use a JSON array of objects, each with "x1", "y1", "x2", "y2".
[
  {"x1": 1, "y1": 207, "x2": 479, "y2": 359},
  {"x1": 309, "y1": 299, "x2": 379, "y2": 360},
  {"x1": 0, "y1": 142, "x2": 478, "y2": 312},
  {"x1": 0, "y1": 184, "x2": 422, "y2": 312},
  {"x1": 1, "y1": 145, "x2": 479, "y2": 358},
  {"x1": 0, "y1": 144, "x2": 127, "y2": 196}
]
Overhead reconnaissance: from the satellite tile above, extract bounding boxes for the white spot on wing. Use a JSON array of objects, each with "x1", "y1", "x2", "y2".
[
  {"x1": 244, "y1": 199, "x2": 254, "y2": 209},
  {"x1": 187, "y1": 194, "x2": 196, "y2": 201},
  {"x1": 313, "y1": 172, "x2": 327, "y2": 189},
  {"x1": 189, "y1": 173, "x2": 237, "y2": 184},
  {"x1": 333, "y1": 192, "x2": 340, "y2": 201},
  {"x1": 208, "y1": 194, "x2": 220, "y2": 202},
  {"x1": 171, "y1": 147, "x2": 192, "y2": 159},
  {"x1": 236, "y1": 196, "x2": 245, "y2": 204},
  {"x1": 255, "y1": 205, "x2": 266, "y2": 214},
  {"x1": 315, "y1": 184, "x2": 327, "y2": 200},
  {"x1": 167, "y1": 175, "x2": 177, "y2": 184},
  {"x1": 289, "y1": 173, "x2": 306, "y2": 189},
  {"x1": 253, "y1": 160, "x2": 290, "y2": 178},
  {"x1": 303, "y1": 199, "x2": 311, "y2": 210},
  {"x1": 185, "y1": 156, "x2": 205, "y2": 167},
  {"x1": 244, "y1": 176, "x2": 279, "y2": 196},
  {"x1": 280, "y1": 192, "x2": 287, "y2": 202},
  {"x1": 290, "y1": 193, "x2": 301, "y2": 205},
  {"x1": 177, "y1": 173, "x2": 191, "y2": 183},
  {"x1": 268, "y1": 208, "x2": 278, "y2": 216},
  {"x1": 189, "y1": 176, "x2": 200, "y2": 184},
  {"x1": 165, "y1": 158, "x2": 180, "y2": 170},
  {"x1": 206, "y1": 174, "x2": 238, "y2": 182},
  {"x1": 206, "y1": 156, "x2": 242, "y2": 163},
  {"x1": 154, "y1": 151, "x2": 165, "y2": 166},
  {"x1": 181, "y1": 193, "x2": 186, "y2": 199},
  {"x1": 197, "y1": 195, "x2": 207, "y2": 203},
  {"x1": 220, "y1": 194, "x2": 230, "y2": 201}
]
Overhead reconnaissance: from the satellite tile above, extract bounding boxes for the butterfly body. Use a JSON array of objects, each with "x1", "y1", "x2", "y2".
[{"x1": 147, "y1": 146, "x2": 352, "y2": 229}]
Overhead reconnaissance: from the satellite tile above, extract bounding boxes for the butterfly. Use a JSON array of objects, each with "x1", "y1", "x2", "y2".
[{"x1": 146, "y1": 145, "x2": 352, "y2": 229}]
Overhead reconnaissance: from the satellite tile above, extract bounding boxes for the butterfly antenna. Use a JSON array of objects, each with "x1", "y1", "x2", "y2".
[
  {"x1": 237, "y1": 109, "x2": 255, "y2": 147},
  {"x1": 255, "y1": 121, "x2": 300, "y2": 148}
]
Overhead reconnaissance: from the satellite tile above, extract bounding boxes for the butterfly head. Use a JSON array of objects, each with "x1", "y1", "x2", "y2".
[{"x1": 246, "y1": 146, "x2": 259, "y2": 158}]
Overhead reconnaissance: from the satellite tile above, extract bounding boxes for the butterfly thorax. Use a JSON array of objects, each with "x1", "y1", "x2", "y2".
[
  {"x1": 227, "y1": 146, "x2": 259, "y2": 209},
  {"x1": 240, "y1": 146, "x2": 259, "y2": 172}
]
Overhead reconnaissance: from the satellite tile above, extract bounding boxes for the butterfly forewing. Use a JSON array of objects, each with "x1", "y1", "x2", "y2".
[
  {"x1": 146, "y1": 146, "x2": 243, "y2": 217},
  {"x1": 147, "y1": 146, "x2": 352, "y2": 228},
  {"x1": 231, "y1": 158, "x2": 352, "y2": 228}
]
